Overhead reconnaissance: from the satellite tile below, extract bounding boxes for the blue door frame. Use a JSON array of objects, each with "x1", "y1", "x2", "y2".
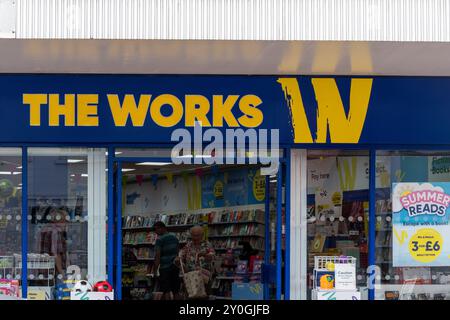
[{"x1": 111, "y1": 153, "x2": 288, "y2": 300}]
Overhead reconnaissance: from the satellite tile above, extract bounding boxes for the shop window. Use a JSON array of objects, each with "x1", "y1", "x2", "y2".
[
  {"x1": 119, "y1": 160, "x2": 282, "y2": 300},
  {"x1": 0, "y1": 148, "x2": 22, "y2": 297},
  {"x1": 27, "y1": 148, "x2": 107, "y2": 300},
  {"x1": 306, "y1": 150, "x2": 369, "y2": 300},
  {"x1": 375, "y1": 150, "x2": 450, "y2": 300}
]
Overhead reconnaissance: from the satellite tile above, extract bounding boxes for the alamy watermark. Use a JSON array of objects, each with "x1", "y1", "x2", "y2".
[{"x1": 170, "y1": 122, "x2": 280, "y2": 175}]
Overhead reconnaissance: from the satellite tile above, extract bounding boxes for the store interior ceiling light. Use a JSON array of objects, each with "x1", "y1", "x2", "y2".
[
  {"x1": 16, "y1": 166, "x2": 22, "y2": 169},
  {"x1": 178, "y1": 155, "x2": 212, "y2": 158},
  {"x1": 67, "y1": 159, "x2": 84, "y2": 163},
  {"x1": 12, "y1": 172, "x2": 21, "y2": 175},
  {"x1": 0, "y1": 171, "x2": 11, "y2": 175},
  {"x1": 136, "y1": 162, "x2": 171, "y2": 166},
  {"x1": 105, "y1": 151, "x2": 123, "y2": 156},
  {"x1": 122, "y1": 168, "x2": 135, "y2": 172}
]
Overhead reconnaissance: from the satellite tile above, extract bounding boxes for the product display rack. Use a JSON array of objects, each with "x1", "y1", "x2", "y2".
[
  {"x1": 0, "y1": 256, "x2": 14, "y2": 280},
  {"x1": 306, "y1": 190, "x2": 370, "y2": 297},
  {"x1": 374, "y1": 191, "x2": 394, "y2": 284}
]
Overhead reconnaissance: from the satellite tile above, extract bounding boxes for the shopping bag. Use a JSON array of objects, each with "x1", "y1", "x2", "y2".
[{"x1": 179, "y1": 254, "x2": 207, "y2": 299}]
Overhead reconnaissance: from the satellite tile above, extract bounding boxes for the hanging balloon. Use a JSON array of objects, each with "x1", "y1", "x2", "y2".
[
  {"x1": 166, "y1": 173, "x2": 173, "y2": 184},
  {"x1": 151, "y1": 174, "x2": 158, "y2": 189},
  {"x1": 136, "y1": 175, "x2": 144, "y2": 186},
  {"x1": 0, "y1": 179, "x2": 14, "y2": 199}
]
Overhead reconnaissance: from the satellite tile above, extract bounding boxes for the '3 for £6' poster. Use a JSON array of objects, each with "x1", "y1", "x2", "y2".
[{"x1": 392, "y1": 182, "x2": 450, "y2": 267}]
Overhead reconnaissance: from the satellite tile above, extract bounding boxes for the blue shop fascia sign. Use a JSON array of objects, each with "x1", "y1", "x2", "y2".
[{"x1": 0, "y1": 74, "x2": 447, "y2": 145}]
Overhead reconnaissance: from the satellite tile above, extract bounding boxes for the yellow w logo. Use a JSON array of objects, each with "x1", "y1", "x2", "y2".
[
  {"x1": 278, "y1": 77, "x2": 373, "y2": 143},
  {"x1": 393, "y1": 227, "x2": 408, "y2": 245},
  {"x1": 337, "y1": 157, "x2": 357, "y2": 191}
]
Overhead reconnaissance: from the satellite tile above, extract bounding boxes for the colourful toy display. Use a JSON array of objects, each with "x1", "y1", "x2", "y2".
[
  {"x1": 73, "y1": 280, "x2": 93, "y2": 293},
  {"x1": 319, "y1": 274, "x2": 335, "y2": 290},
  {"x1": 93, "y1": 281, "x2": 113, "y2": 292}
]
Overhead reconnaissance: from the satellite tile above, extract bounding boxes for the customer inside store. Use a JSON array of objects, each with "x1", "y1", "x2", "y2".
[
  {"x1": 176, "y1": 225, "x2": 216, "y2": 299},
  {"x1": 152, "y1": 221, "x2": 180, "y2": 300}
]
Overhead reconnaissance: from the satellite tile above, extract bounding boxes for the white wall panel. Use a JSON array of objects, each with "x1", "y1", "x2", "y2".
[
  {"x1": 14, "y1": 0, "x2": 450, "y2": 41},
  {"x1": 0, "y1": 0, "x2": 16, "y2": 38}
]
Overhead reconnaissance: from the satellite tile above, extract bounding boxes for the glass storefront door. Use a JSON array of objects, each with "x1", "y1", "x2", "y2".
[
  {"x1": 113, "y1": 149, "x2": 285, "y2": 300},
  {"x1": 26, "y1": 148, "x2": 108, "y2": 299},
  {"x1": 305, "y1": 150, "x2": 370, "y2": 300}
]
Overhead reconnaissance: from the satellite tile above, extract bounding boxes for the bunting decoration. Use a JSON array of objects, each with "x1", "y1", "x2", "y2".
[
  {"x1": 151, "y1": 174, "x2": 158, "y2": 189},
  {"x1": 166, "y1": 172, "x2": 173, "y2": 184},
  {"x1": 195, "y1": 168, "x2": 203, "y2": 178},
  {"x1": 136, "y1": 174, "x2": 144, "y2": 186}
]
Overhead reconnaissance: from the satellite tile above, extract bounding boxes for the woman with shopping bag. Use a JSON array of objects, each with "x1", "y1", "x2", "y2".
[{"x1": 175, "y1": 225, "x2": 216, "y2": 299}]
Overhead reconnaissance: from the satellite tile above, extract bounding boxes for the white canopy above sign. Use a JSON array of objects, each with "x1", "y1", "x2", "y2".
[{"x1": 0, "y1": 39, "x2": 450, "y2": 76}]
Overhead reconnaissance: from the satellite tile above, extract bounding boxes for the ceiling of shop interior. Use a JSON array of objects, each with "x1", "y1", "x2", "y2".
[
  {"x1": 1, "y1": 39, "x2": 450, "y2": 76},
  {"x1": 121, "y1": 163, "x2": 262, "y2": 181}
]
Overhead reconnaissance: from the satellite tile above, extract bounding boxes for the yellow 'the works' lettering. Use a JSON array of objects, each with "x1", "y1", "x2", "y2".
[
  {"x1": 278, "y1": 77, "x2": 373, "y2": 143},
  {"x1": 23, "y1": 93, "x2": 264, "y2": 129},
  {"x1": 107, "y1": 94, "x2": 151, "y2": 127},
  {"x1": 213, "y1": 95, "x2": 240, "y2": 127},
  {"x1": 238, "y1": 95, "x2": 263, "y2": 128},
  {"x1": 185, "y1": 95, "x2": 211, "y2": 127},
  {"x1": 150, "y1": 94, "x2": 184, "y2": 127},
  {"x1": 23, "y1": 94, "x2": 99, "y2": 127},
  {"x1": 77, "y1": 94, "x2": 99, "y2": 126},
  {"x1": 49, "y1": 94, "x2": 75, "y2": 126},
  {"x1": 23, "y1": 94, "x2": 47, "y2": 126}
]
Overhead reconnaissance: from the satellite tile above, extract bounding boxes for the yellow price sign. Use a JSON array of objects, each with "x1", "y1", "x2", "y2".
[
  {"x1": 409, "y1": 228, "x2": 443, "y2": 263},
  {"x1": 252, "y1": 170, "x2": 266, "y2": 202},
  {"x1": 213, "y1": 180, "x2": 224, "y2": 200}
]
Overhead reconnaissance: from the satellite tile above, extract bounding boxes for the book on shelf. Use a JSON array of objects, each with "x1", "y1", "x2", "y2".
[
  {"x1": 209, "y1": 209, "x2": 264, "y2": 224},
  {"x1": 209, "y1": 224, "x2": 264, "y2": 237},
  {"x1": 401, "y1": 267, "x2": 432, "y2": 284},
  {"x1": 123, "y1": 231, "x2": 157, "y2": 245},
  {"x1": 123, "y1": 230, "x2": 190, "y2": 245}
]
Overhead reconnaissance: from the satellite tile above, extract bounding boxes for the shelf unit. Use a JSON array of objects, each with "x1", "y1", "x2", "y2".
[{"x1": 121, "y1": 204, "x2": 266, "y2": 300}]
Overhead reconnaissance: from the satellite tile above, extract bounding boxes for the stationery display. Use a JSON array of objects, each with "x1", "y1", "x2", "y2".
[{"x1": 312, "y1": 256, "x2": 360, "y2": 300}]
